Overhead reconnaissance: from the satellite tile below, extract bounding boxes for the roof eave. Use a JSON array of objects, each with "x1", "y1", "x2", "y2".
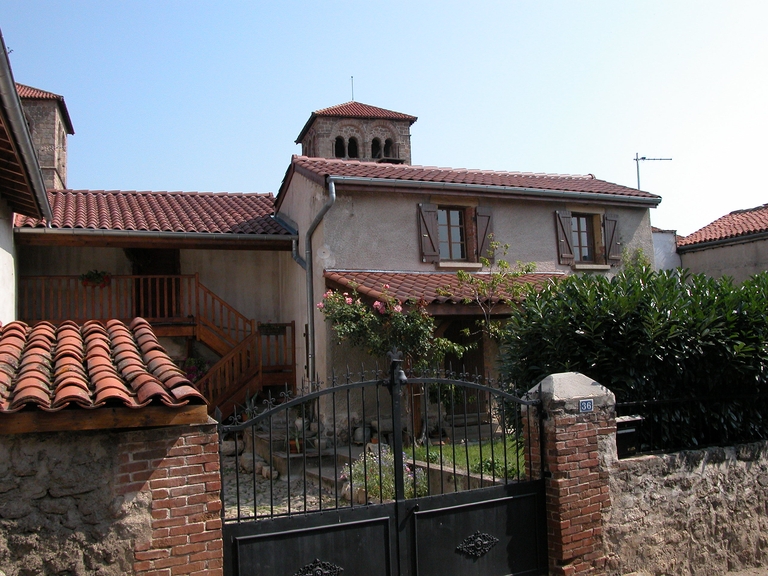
[
  {"x1": 677, "y1": 230, "x2": 768, "y2": 253},
  {"x1": 326, "y1": 175, "x2": 662, "y2": 207},
  {"x1": 14, "y1": 226, "x2": 296, "y2": 249},
  {"x1": 0, "y1": 32, "x2": 52, "y2": 221}
]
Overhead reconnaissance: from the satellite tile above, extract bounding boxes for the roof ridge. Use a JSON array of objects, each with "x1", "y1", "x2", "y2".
[{"x1": 51, "y1": 189, "x2": 275, "y2": 198}]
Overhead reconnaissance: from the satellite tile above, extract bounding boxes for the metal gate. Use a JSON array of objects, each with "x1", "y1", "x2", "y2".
[{"x1": 218, "y1": 355, "x2": 547, "y2": 576}]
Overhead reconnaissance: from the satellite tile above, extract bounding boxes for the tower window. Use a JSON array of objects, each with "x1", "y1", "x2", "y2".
[
  {"x1": 384, "y1": 138, "x2": 394, "y2": 158},
  {"x1": 334, "y1": 136, "x2": 345, "y2": 158},
  {"x1": 371, "y1": 138, "x2": 382, "y2": 158},
  {"x1": 348, "y1": 137, "x2": 359, "y2": 158}
]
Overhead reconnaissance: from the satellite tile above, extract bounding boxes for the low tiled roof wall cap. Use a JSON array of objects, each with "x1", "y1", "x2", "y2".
[{"x1": 0, "y1": 318, "x2": 205, "y2": 413}]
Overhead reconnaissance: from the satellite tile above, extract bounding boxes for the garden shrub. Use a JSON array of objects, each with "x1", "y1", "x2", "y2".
[{"x1": 500, "y1": 266, "x2": 768, "y2": 450}]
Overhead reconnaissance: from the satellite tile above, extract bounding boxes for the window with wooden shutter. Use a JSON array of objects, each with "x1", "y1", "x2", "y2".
[
  {"x1": 418, "y1": 203, "x2": 440, "y2": 263},
  {"x1": 476, "y1": 206, "x2": 493, "y2": 262},
  {"x1": 604, "y1": 213, "x2": 621, "y2": 265},
  {"x1": 555, "y1": 210, "x2": 575, "y2": 265}
]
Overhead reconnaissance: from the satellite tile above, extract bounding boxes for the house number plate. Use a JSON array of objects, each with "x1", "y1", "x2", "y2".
[{"x1": 579, "y1": 399, "x2": 594, "y2": 413}]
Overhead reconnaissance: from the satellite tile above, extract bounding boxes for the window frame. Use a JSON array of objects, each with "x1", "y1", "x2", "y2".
[
  {"x1": 418, "y1": 203, "x2": 493, "y2": 265},
  {"x1": 555, "y1": 210, "x2": 621, "y2": 267}
]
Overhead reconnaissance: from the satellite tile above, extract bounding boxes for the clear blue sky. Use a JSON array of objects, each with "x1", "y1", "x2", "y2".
[{"x1": 2, "y1": 1, "x2": 766, "y2": 236}]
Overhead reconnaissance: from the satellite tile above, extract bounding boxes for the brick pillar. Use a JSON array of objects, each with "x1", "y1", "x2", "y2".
[
  {"x1": 116, "y1": 421, "x2": 223, "y2": 576},
  {"x1": 524, "y1": 372, "x2": 617, "y2": 576}
]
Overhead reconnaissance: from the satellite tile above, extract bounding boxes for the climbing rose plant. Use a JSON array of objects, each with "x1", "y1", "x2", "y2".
[{"x1": 317, "y1": 286, "x2": 465, "y2": 368}]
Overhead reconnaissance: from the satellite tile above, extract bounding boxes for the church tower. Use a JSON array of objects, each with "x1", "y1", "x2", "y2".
[
  {"x1": 295, "y1": 102, "x2": 417, "y2": 165},
  {"x1": 16, "y1": 83, "x2": 74, "y2": 190}
]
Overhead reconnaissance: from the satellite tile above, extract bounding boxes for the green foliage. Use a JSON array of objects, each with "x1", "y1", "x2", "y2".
[
  {"x1": 317, "y1": 286, "x2": 465, "y2": 368},
  {"x1": 440, "y1": 239, "x2": 536, "y2": 340},
  {"x1": 500, "y1": 266, "x2": 768, "y2": 449},
  {"x1": 341, "y1": 445, "x2": 428, "y2": 500}
]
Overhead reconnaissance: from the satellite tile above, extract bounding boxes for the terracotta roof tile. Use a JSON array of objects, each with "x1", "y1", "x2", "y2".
[
  {"x1": 14, "y1": 189, "x2": 293, "y2": 236},
  {"x1": 679, "y1": 203, "x2": 768, "y2": 247},
  {"x1": 313, "y1": 101, "x2": 417, "y2": 123},
  {"x1": 323, "y1": 270, "x2": 562, "y2": 306},
  {"x1": 287, "y1": 156, "x2": 660, "y2": 201},
  {"x1": 0, "y1": 318, "x2": 205, "y2": 413}
]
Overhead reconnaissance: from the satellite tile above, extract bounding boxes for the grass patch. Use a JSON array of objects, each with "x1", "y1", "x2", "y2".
[{"x1": 409, "y1": 436, "x2": 526, "y2": 479}]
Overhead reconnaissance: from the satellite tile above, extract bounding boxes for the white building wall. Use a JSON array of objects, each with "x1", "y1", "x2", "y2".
[
  {"x1": 653, "y1": 230, "x2": 682, "y2": 271},
  {"x1": 0, "y1": 199, "x2": 16, "y2": 323},
  {"x1": 680, "y1": 238, "x2": 768, "y2": 283}
]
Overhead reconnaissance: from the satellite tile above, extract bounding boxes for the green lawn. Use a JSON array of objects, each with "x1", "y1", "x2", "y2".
[{"x1": 408, "y1": 436, "x2": 526, "y2": 480}]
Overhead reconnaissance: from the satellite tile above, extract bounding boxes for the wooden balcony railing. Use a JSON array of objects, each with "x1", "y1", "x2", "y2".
[{"x1": 18, "y1": 274, "x2": 255, "y2": 345}]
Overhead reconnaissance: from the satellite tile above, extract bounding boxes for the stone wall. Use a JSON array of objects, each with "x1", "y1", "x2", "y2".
[
  {"x1": 0, "y1": 421, "x2": 222, "y2": 576},
  {"x1": 604, "y1": 442, "x2": 768, "y2": 575},
  {"x1": 20, "y1": 99, "x2": 67, "y2": 190}
]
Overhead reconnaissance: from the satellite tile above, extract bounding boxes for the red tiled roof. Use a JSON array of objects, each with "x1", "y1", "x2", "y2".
[
  {"x1": 295, "y1": 102, "x2": 417, "y2": 143},
  {"x1": 323, "y1": 270, "x2": 562, "y2": 306},
  {"x1": 285, "y1": 156, "x2": 660, "y2": 202},
  {"x1": 14, "y1": 189, "x2": 292, "y2": 236},
  {"x1": 0, "y1": 317, "x2": 205, "y2": 413},
  {"x1": 313, "y1": 102, "x2": 417, "y2": 123},
  {"x1": 679, "y1": 203, "x2": 768, "y2": 247},
  {"x1": 15, "y1": 83, "x2": 74, "y2": 134},
  {"x1": 15, "y1": 83, "x2": 62, "y2": 100}
]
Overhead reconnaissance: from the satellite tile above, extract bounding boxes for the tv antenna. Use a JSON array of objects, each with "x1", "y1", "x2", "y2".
[{"x1": 634, "y1": 153, "x2": 671, "y2": 190}]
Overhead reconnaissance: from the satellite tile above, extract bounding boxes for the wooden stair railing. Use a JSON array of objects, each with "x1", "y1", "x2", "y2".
[
  {"x1": 195, "y1": 275, "x2": 255, "y2": 353},
  {"x1": 196, "y1": 321, "x2": 296, "y2": 417}
]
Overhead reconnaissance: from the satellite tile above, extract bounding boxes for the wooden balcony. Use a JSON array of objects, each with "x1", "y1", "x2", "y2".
[
  {"x1": 18, "y1": 274, "x2": 296, "y2": 413},
  {"x1": 19, "y1": 274, "x2": 254, "y2": 345}
]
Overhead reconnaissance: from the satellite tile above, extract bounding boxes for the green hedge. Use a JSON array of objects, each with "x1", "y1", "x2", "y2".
[{"x1": 500, "y1": 267, "x2": 768, "y2": 450}]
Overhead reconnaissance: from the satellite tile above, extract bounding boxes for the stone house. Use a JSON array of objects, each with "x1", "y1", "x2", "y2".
[{"x1": 677, "y1": 203, "x2": 768, "y2": 282}]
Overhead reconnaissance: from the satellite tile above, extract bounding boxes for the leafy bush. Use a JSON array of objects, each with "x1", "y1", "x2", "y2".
[{"x1": 500, "y1": 266, "x2": 768, "y2": 449}]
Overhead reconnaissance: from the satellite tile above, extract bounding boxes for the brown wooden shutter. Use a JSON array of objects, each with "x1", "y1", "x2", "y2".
[
  {"x1": 476, "y1": 206, "x2": 494, "y2": 263},
  {"x1": 604, "y1": 213, "x2": 621, "y2": 265},
  {"x1": 418, "y1": 203, "x2": 440, "y2": 263},
  {"x1": 555, "y1": 210, "x2": 574, "y2": 265}
]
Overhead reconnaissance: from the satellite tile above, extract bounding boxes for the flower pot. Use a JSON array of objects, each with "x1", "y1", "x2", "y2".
[{"x1": 289, "y1": 439, "x2": 303, "y2": 453}]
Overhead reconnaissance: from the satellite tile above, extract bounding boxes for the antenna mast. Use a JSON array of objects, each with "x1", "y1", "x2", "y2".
[{"x1": 634, "y1": 153, "x2": 672, "y2": 190}]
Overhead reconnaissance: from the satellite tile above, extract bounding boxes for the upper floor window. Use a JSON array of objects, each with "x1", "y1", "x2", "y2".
[
  {"x1": 555, "y1": 210, "x2": 621, "y2": 267},
  {"x1": 438, "y1": 208, "x2": 467, "y2": 261},
  {"x1": 418, "y1": 203, "x2": 493, "y2": 265}
]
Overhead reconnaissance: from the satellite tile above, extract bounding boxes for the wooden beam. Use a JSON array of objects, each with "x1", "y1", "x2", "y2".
[
  {"x1": 0, "y1": 404, "x2": 209, "y2": 435},
  {"x1": 153, "y1": 325, "x2": 196, "y2": 338},
  {"x1": 14, "y1": 232, "x2": 293, "y2": 251}
]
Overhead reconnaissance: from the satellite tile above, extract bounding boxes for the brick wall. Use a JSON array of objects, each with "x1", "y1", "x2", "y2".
[
  {"x1": 116, "y1": 422, "x2": 223, "y2": 576},
  {"x1": 525, "y1": 372, "x2": 616, "y2": 576}
]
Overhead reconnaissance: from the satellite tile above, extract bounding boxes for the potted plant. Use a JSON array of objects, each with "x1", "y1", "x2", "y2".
[
  {"x1": 289, "y1": 427, "x2": 303, "y2": 454},
  {"x1": 80, "y1": 269, "x2": 111, "y2": 288}
]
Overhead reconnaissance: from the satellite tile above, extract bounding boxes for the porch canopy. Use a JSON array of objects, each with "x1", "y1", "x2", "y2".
[{"x1": 323, "y1": 269, "x2": 562, "y2": 316}]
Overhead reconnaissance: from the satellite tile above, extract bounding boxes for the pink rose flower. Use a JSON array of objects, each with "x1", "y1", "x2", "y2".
[
  {"x1": 393, "y1": 304, "x2": 402, "y2": 313},
  {"x1": 316, "y1": 302, "x2": 324, "y2": 309},
  {"x1": 345, "y1": 297, "x2": 353, "y2": 304}
]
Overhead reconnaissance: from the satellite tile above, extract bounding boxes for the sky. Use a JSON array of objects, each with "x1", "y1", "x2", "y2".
[{"x1": 1, "y1": 1, "x2": 766, "y2": 237}]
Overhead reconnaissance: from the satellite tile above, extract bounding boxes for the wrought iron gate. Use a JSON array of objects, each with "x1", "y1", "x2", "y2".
[{"x1": 218, "y1": 355, "x2": 547, "y2": 576}]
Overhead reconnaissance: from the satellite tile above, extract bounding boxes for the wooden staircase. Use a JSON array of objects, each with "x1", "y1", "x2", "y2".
[
  {"x1": 18, "y1": 274, "x2": 297, "y2": 415},
  {"x1": 196, "y1": 322, "x2": 296, "y2": 417}
]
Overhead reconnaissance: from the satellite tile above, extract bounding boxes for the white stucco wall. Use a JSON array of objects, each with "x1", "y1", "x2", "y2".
[
  {"x1": 180, "y1": 249, "x2": 282, "y2": 322},
  {"x1": 0, "y1": 199, "x2": 16, "y2": 324},
  {"x1": 680, "y1": 238, "x2": 768, "y2": 283},
  {"x1": 653, "y1": 230, "x2": 682, "y2": 271}
]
